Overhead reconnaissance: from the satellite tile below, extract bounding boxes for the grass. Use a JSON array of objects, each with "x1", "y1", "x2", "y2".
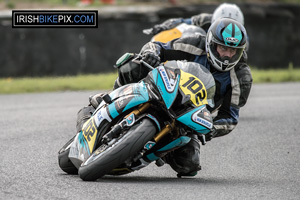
[
  {"x1": 251, "y1": 63, "x2": 300, "y2": 83},
  {"x1": 0, "y1": 72, "x2": 117, "y2": 94},
  {"x1": 252, "y1": 69, "x2": 300, "y2": 83},
  {"x1": 1, "y1": 68, "x2": 300, "y2": 94}
]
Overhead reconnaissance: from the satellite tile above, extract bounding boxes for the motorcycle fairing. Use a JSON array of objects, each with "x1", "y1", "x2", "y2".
[
  {"x1": 145, "y1": 136, "x2": 191, "y2": 161},
  {"x1": 81, "y1": 117, "x2": 99, "y2": 152},
  {"x1": 69, "y1": 131, "x2": 90, "y2": 169},
  {"x1": 92, "y1": 82, "x2": 149, "y2": 128},
  {"x1": 69, "y1": 81, "x2": 150, "y2": 166},
  {"x1": 176, "y1": 105, "x2": 212, "y2": 134},
  {"x1": 94, "y1": 106, "x2": 112, "y2": 127},
  {"x1": 179, "y1": 70, "x2": 208, "y2": 107},
  {"x1": 106, "y1": 81, "x2": 150, "y2": 119},
  {"x1": 69, "y1": 111, "x2": 112, "y2": 168},
  {"x1": 150, "y1": 66, "x2": 180, "y2": 109}
]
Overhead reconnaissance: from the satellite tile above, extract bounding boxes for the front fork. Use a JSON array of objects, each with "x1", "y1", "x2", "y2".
[
  {"x1": 102, "y1": 103, "x2": 152, "y2": 144},
  {"x1": 102, "y1": 102, "x2": 176, "y2": 145},
  {"x1": 127, "y1": 103, "x2": 177, "y2": 144},
  {"x1": 105, "y1": 103, "x2": 208, "y2": 175}
]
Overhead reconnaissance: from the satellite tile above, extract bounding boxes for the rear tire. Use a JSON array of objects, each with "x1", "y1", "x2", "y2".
[
  {"x1": 58, "y1": 136, "x2": 78, "y2": 175},
  {"x1": 78, "y1": 118, "x2": 156, "y2": 181}
]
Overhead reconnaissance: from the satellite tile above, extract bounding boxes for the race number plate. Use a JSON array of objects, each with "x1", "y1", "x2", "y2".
[{"x1": 179, "y1": 70, "x2": 208, "y2": 107}]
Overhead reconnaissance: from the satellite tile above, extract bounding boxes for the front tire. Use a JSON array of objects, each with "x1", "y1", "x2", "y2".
[{"x1": 78, "y1": 118, "x2": 156, "y2": 181}]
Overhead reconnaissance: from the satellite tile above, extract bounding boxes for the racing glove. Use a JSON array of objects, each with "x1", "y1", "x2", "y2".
[
  {"x1": 140, "y1": 42, "x2": 161, "y2": 68},
  {"x1": 141, "y1": 50, "x2": 161, "y2": 68},
  {"x1": 204, "y1": 127, "x2": 217, "y2": 142},
  {"x1": 191, "y1": 13, "x2": 212, "y2": 31},
  {"x1": 89, "y1": 93, "x2": 105, "y2": 109}
]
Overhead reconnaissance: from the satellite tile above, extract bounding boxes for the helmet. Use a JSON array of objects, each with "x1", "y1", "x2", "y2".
[
  {"x1": 206, "y1": 18, "x2": 247, "y2": 72},
  {"x1": 212, "y1": 3, "x2": 244, "y2": 25}
]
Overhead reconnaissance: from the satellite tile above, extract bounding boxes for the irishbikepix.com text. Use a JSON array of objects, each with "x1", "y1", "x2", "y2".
[{"x1": 12, "y1": 10, "x2": 98, "y2": 28}]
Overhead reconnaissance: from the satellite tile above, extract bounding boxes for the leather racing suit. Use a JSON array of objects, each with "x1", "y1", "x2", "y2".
[{"x1": 119, "y1": 34, "x2": 253, "y2": 138}]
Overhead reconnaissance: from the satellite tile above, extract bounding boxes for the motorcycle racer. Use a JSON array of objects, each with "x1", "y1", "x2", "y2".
[
  {"x1": 76, "y1": 17, "x2": 252, "y2": 177},
  {"x1": 144, "y1": 3, "x2": 245, "y2": 36},
  {"x1": 114, "y1": 17, "x2": 252, "y2": 176},
  {"x1": 136, "y1": 18, "x2": 252, "y2": 139}
]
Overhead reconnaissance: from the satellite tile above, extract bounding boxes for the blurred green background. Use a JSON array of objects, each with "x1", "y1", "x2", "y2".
[
  {"x1": 1, "y1": 0, "x2": 300, "y2": 94},
  {"x1": 2, "y1": 0, "x2": 300, "y2": 9}
]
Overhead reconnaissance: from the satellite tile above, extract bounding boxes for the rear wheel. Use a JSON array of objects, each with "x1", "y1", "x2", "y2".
[
  {"x1": 58, "y1": 136, "x2": 78, "y2": 175},
  {"x1": 78, "y1": 118, "x2": 156, "y2": 181}
]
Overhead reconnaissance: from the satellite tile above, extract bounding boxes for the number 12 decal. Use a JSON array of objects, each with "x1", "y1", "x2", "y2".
[{"x1": 82, "y1": 117, "x2": 98, "y2": 153}]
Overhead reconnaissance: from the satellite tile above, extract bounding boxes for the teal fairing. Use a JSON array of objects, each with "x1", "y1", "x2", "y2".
[
  {"x1": 64, "y1": 61, "x2": 216, "y2": 177},
  {"x1": 149, "y1": 61, "x2": 215, "y2": 134},
  {"x1": 176, "y1": 105, "x2": 213, "y2": 134},
  {"x1": 149, "y1": 65, "x2": 180, "y2": 109},
  {"x1": 166, "y1": 60, "x2": 216, "y2": 108},
  {"x1": 94, "y1": 61, "x2": 215, "y2": 135},
  {"x1": 69, "y1": 81, "x2": 154, "y2": 166},
  {"x1": 93, "y1": 81, "x2": 150, "y2": 122}
]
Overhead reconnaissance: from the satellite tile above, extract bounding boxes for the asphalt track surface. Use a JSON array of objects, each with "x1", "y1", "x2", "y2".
[{"x1": 1, "y1": 83, "x2": 299, "y2": 200}]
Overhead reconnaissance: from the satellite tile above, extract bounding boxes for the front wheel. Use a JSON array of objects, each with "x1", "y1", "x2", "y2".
[{"x1": 78, "y1": 118, "x2": 157, "y2": 181}]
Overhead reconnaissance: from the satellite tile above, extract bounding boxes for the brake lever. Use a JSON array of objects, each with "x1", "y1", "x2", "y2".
[
  {"x1": 140, "y1": 60, "x2": 155, "y2": 71},
  {"x1": 132, "y1": 55, "x2": 155, "y2": 71}
]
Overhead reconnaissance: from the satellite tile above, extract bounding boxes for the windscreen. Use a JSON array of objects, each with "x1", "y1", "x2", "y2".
[{"x1": 164, "y1": 60, "x2": 216, "y2": 107}]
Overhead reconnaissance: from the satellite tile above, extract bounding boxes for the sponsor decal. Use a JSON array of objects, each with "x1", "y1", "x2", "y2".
[
  {"x1": 222, "y1": 23, "x2": 242, "y2": 46},
  {"x1": 95, "y1": 107, "x2": 112, "y2": 127},
  {"x1": 125, "y1": 114, "x2": 135, "y2": 126},
  {"x1": 158, "y1": 67, "x2": 177, "y2": 92},
  {"x1": 144, "y1": 141, "x2": 156, "y2": 150},
  {"x1": 226, "y1": 37, "x2": 239, "y2": 43},
  {"x1": 191, "y1": 109, "x2": 213, "y2": 129},
  {"x1": 97, "y1": 111, "x2": 104, "y2": 123}
]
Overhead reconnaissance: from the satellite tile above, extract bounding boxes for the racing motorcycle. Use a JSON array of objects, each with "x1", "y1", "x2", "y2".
[
  {"x1": 58, "y1": 53, "x2": 216, "y2": 181},
  {"x1": 143, "y1": 23, "x2": 206, "y2": 43}
]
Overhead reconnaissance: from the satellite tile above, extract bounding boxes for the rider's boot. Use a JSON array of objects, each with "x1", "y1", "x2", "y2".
[{"x1": 164, "y1": 133, "x2": 201, "y2": 178}]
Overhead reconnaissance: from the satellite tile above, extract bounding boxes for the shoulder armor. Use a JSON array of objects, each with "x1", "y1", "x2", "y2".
[{"x1": 172, "y1": 35, "x2": 206, "y2": 56}]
